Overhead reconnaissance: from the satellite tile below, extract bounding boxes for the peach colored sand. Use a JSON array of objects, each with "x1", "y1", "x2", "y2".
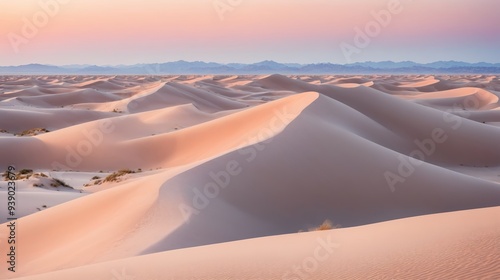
[{"x1": 0, "y1": 75, "x2": 499, "y2": 279}]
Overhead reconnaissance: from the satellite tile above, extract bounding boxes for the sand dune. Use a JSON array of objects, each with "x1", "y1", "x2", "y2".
[
  {"x1": 0, "y1": 75, "x2": 499, "y2": 279},
  {"x1": 12, "y1": 206, "x2": 500, "y2": 280},
  {"x1": 0, "y1": 107, "x2": 116, "y2": 134}
]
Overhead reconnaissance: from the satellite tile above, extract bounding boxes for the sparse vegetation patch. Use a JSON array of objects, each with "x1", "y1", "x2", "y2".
[
  {"x1": 49, "y1": 178, "x2": 72, "y2": 189},
  {"x1": 18, "y1": 128, "x2": 50, "y2": 136},
  {"x1": 103, "y1": 169, "x2": 136, "y2": 183},
  {"x1": 3, "y1": 169, "x2": 33, "y2": 180},
  {"x1": 308, "y1": 219, "x2": 341, "y2": 231}
]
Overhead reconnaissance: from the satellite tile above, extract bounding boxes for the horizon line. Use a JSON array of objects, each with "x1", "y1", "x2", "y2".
[{"x1": 2, "y1": 59, "x2": 500, "y2": 68}]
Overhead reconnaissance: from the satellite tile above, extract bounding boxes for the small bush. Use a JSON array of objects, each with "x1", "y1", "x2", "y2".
[
  {"x1": 103, "y1": 169, "x2": 135, "y2": 183},
  {"x1": 15, "y1": 169, "x2": 33, "y2": 180},
  {"x1": 18, "y1": 128, "x2": 50, "y2": 136},
  {"x1": 315, "y1": 220, "x2": 334, "y2": 231},
  {"x1": 19, "y1": 169, "x2": 33, "y2": 175},
  {"x1": 50, "y1": 178, "x2": 72, "y2": 189},
  {"x1": 92, "y1": 176, "x2": 101, "y2": 180},
  {"x1": 309, "y1": 219, "x2": 340, "y2": 231}
]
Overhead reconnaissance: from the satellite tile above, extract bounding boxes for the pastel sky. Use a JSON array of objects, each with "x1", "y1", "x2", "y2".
[{"x1": 0, "y1": 0, "x2": 499, "y2": 66}]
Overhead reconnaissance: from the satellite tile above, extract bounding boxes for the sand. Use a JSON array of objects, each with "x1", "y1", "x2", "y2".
[{"x1": 0, "y1": 75, "x2": 499, "y2": 279}]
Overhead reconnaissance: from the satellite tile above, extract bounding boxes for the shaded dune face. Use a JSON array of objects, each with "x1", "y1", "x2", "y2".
[{"x1": 0, "y1": 75, "x2": 499, "y2": 279}]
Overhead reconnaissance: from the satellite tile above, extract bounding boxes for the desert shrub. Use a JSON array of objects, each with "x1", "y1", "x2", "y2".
[
  {"x1": 19, "y1": 169, "x2": 33, "y2": 175},
  {"x1": 50, "y1": 178, "x2": 72, "y2": 189},
  {"x1": 309, "y1": 219, "x2": 340, "y2": 231},
  {"x1": 92, "y1": 176, "x2": 101, "y2": 180},
  {"x1": 103, "y1": 169, "x2": 135, "y2": 183},
  {"x1": 18, "y1": 128, "x2": 49, "y2": 136},
  {"x1": 16, "y1": 169, "x2": 33, "y2": 180}
]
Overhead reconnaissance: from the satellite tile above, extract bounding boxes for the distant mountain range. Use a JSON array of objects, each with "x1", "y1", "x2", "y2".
[{"x1": 1, "y1": 60, "x2": 500, "y2": 75}]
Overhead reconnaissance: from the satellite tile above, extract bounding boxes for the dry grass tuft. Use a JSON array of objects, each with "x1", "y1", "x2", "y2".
[
  {"x1": 18, "y1": 128, "x2": 50, "y2": 136},
  {"x1": 309, "y1": 219, "x2": 340, "y2": 231},
  {"x1": 103, "y1": 169, "x2": 136, "y2": 183},
  {"x1": 50, "y1": 178, "x2": 72, "y2": 189}
]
